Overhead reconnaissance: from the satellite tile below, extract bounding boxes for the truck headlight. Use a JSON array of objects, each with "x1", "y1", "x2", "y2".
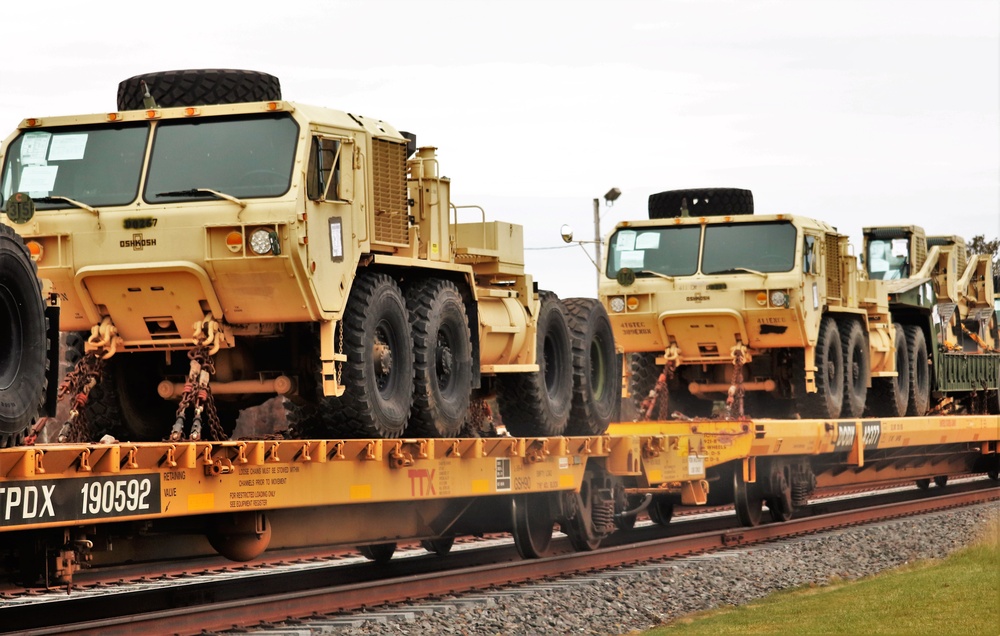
[
  {"x1": 609, "y1": 297, "x2": 625, "y2": 313},
  {"x1": 248, "y1": 228, "x2": 275, "y2": 255},
  {"x1": 770, "y1": 290, "x2": 788, "y2": 308}
]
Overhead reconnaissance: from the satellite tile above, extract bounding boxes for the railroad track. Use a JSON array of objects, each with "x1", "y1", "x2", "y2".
[{"x1": 3, "y1": 479, "x2": 996, "y2": 636}]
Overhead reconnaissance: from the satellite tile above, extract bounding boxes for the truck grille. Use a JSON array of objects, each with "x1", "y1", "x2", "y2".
[
  {"x1": 371, "y1": 138, "x2": 409, "y2": 246},
  {"x1": 825, "y1": 234, "x2": 842, "y2": 300}
]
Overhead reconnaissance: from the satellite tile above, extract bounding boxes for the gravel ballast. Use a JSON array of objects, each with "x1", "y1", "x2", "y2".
[{"x1": 257, "y1": 503, "x2": 998, "y2": 635}]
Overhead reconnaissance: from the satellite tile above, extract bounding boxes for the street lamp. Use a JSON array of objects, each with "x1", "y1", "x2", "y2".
[{"x1": 593, "y1": 188, "x2": 621, "y2": 291}]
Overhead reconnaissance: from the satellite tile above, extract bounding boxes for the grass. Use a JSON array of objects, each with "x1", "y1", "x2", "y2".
[{"x1": 646, "y1": 519, "x2": 1000, "y2": 636}]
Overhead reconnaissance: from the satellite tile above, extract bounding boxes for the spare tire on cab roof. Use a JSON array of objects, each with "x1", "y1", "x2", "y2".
[
  {"x1": 648, "y1": 187, "x2": 753, "y2": 219},
  {"x1": 117, "y1": 69, "x2": 282, "y2": 111}
]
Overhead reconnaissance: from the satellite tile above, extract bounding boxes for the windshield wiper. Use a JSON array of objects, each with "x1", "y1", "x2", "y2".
[
  {"x1": 35, "y1": 195, "x2": 100, "y2": 216},
  {"x1": 634, "y1": 269, "x2": 676, "y2": 281},
  {"x1": 704, "y1": 267, "x2": 768, "y2": 280},
  {"x1": 156, "y1": 188, "x2": 247, "y2": 210}
]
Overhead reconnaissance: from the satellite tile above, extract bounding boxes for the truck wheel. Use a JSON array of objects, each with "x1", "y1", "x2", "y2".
[
  {"x1": 117, "y1": 69, "x2": 282, "y2": 110},
  {"x1": 795, "y1": 317, "x2": 844, "y2": 419},
  {"x1": 0, "y1": 224, "x2": 49, "y2": 447},
  {"x1": 867, "y1": 323, "x2": 909, "y2": 417},
  {"x1": 840, "y1": 320, "x2": 869, "y2": 418},
  {"x1": 904, "y1": 325, "x2": 930, "y2": 416},
  {"x1": 627, "y1": 352, "x2": 659, "y2": 418},
  {"x1": 329, "y1": 273, "x2": 414, "y2": 438},
  {"x1": 563, "y1": 298, "x2": 620, "y2": 435},
  {"x1": 496, "y1": 292, "x2": 573, "y2": 436},
  {"x1": 405, "y1": 279, "x2": 473, "y2": 437},
  {"x1": 647, "y1": 187, "x2": 753, "y2": 219}
]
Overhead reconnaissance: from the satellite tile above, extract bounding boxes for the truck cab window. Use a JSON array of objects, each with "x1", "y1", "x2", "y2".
[{"x1": 307, "y1": 137, "x2": 341, "y2": 201}]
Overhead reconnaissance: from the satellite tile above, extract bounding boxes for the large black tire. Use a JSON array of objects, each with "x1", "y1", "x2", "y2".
[
  {"x1": 795, "y1": 317, "x2": 844, "y2": 419},
  {"x1": 627, "y1": 352, "x2": 659, "y2": 418},
  {"x1": 647, "y1": 187, "x2": 753, "y2": 219},
  {"x1": 840, "y1": 319, "x2": 869, "y2": 418},
  {"x1": 867, "y1": 323, "x2": 909, "y2": 417},
  {"x1": 405, "y1": 279, "x2": 473, "y2": 437},
  {"x1": 104, "y1": 352, "x2": 187, "y2": 441},
  {"x1": 496, "y1": 292, "x2": 573, "y2": 436},
  {"x1": 327, "y1": 273, "x2": 414, "y2": 438},
  {"x1": 0, "y1": 224, "x2": 49, "y2": 447},
  {"x1": 563, "y1": 298, "x2": 620, "y2": 435},
  {"x1": 117, "y1": 69, "x2": 282, "y2": 111},
  {"x1": 904, "y1": 325, "x2": 931, "y2": 416}
]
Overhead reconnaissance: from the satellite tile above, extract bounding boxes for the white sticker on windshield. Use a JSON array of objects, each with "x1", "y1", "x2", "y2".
[
  {"x1": 20, "y1": 133, "x2": 51, "y2": 165},
  {"x1": 635, "y1": 232, "x2": 660, "y2": 250},
  {"x1": 615, "y1": 231, "x2": 637, "y2": 251},
  {"x1": 48, "y1": 134, "x2": 89, "y2": 161},
  {"x1": 620, "y1": 250, "x2": 645, "y2": 268},
  {"x1": 19, "y1": 165, "x2": 58, "y2": 193}
]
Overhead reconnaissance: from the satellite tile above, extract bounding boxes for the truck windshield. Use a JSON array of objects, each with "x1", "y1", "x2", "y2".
[
  {"x1": 605, "y1": 226, "x2": 701, "y2": 278},
  {"x1": 0, "y1": 123, "x2": 149, "y2": 211},
  {"x1": 144, "y1": 113, "x2": 298, "y2": 204},
  {"x1": 702, "y1": 221, "x2": 797, "y2": 274},
  {"x1": 866, "y1": 237, "x2": 910, "y2": 280}
]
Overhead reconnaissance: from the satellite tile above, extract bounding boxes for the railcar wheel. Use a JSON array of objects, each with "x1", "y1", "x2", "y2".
[
  {"x1": 647, "y1": 497, "x2": 674, "y2": 526},
  {"x1": 496, "y1": 292, "x2": 573, "y2": 436},
  {"x1": 867, "y1": 323, "x2": 909, "y2": 417},
  {"x1": 420, "y1": 537, "x2": 455, "y2": 556},
  {"x1": 406, "y1": 279, "x2": 473, "y2": 437},
  {"x1": 795, "y1": 317, "x2": 844, "y2": 419},
  {"x1": 358, "y1": 542, "x2": 397, "y2": 564},
  {"x1": 564, "y1": 475, "x2": 603, "y2": 552},
  {"x1": 328, "y1": 273, "x2": 414, "y2": 438},
  {"x1": 840, "y1": 320, "x2": 869, "y2": 419},
  {"x1": 915, "y1": 478, "x2": 931, "y2": 490},
  {"x1": 733, "y1": 467, "x2": 764, "y2": 527},
  {"x1": 766, "y1": 469, "x2": 794, "y2": 523},
  {"x1": 511, "y1": 493, "x2": 555, "y2": 558},
  {"x1": 564, "y1": 298, "x2": 620, "y2": 435},
  {"x1": 933, "y1": 476, "x2": 948, "y2": 488},
  {"x1": 0, "y1": 224, "x2": 49, "y2": 447},
  {"x1": 904, "y1": 325, "x2": 930, "y2": 416}
]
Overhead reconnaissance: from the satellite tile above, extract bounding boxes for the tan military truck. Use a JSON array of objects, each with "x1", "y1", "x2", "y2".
[
  {"x1": 599, "y1": 187, "x2": 900, "y2": 420},
  {"x1": 0, "y1": 69, "x2": 619, "y2": 443},
  {"x1": 599, "y1": 189, "x2": 999, "y2": 420}
]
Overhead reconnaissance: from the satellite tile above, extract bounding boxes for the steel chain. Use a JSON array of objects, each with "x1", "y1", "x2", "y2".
[
  {"x1": 172, "y1": 342, "x2": 227, "y2": 442},
  {"x1": 640, "y1": 360, "x2": 675, "y2": 421},
  {"x1": 726, "y1": 348, "x2": 747, "y2": 419},
  {"x1": 56, "y1": 352, "x2": 107, "y2": 443}
]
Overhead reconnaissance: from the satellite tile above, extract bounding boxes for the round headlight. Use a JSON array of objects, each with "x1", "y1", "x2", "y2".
[
  {"x1": 770, "y1": 290, "x2": 788, "y2": 307},
  {"x1": 248, "y1": 228, "x2": 273, "y2": 255},
  {"x1": 609, "y1": 297, "x2": 625, "y2": 313}
]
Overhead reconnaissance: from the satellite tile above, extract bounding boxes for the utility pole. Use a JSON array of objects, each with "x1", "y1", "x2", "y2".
[{"x1": 593, "y1": 197, "x2": 601, "y2": 293}]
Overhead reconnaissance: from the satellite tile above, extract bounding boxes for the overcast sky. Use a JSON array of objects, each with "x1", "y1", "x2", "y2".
[{"x1": 2, "y1": 0, "x2": 997, "y2": 299}]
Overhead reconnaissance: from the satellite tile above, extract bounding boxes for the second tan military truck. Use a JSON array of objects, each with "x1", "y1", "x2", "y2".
[{"x1": 598, "y1": 187, "x2": 999, "y2": 420}]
